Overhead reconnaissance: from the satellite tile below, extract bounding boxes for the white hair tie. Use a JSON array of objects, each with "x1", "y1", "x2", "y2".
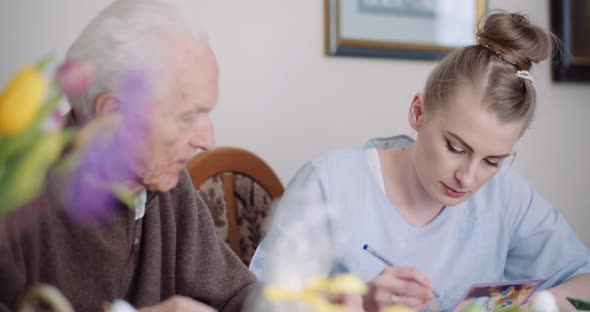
[{"x1": 516, "y1": 70, "x2": 534, "y2": 84}]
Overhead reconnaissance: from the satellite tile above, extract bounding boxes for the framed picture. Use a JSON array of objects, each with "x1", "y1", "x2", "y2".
[
  {"x1": 324, "y1": 0, "x2": 487, "y2": 60},
  {"x1": 551, "y1": 0, "x2": 590, "y2": 82}
]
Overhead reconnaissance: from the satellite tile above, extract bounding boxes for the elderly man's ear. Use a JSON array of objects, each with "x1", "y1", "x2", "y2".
[{"x1": 94, "y1": 92, "x2": 121, "y2": 118}]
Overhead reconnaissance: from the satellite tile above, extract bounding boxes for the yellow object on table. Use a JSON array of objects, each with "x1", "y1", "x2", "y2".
[{"x1": 263, "y1": 273, "x2": 368, "y2": 312}]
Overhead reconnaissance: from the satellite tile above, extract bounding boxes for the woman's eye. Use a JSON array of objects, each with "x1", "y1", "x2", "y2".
[
  {"x1": 484, "y1": 158, "x2": 500, "y2": 168},
  {"x1": 446, "y1": 140, "x2": 464, "y2": 154}
]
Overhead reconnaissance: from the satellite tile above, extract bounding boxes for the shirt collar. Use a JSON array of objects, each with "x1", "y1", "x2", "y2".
[{"x1": 134, "y1": 189, "x2": 147, "y2": 220}]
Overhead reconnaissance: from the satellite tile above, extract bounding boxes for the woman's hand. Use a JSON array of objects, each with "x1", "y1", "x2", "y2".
[{"x1": 364, "y1": 266, "x2": 435, "y2": 312}]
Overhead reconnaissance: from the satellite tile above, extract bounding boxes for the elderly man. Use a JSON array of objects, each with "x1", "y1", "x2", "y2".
[{"x1": 0, "y1": 0, "x2": 255, "y2": 311}]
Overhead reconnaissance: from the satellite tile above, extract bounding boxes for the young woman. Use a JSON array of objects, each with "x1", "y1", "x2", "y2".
[{"x1": 250, "y1": 12, "x2": 590, "y2": 312}]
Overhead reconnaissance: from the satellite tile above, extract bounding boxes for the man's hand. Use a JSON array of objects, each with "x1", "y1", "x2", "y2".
[
  {"x1": 364, "y1": 266, "x2": 435, "y2": 312},
  {"x1": 138, "y1": 296, "x2": 217, "y2": 312}
]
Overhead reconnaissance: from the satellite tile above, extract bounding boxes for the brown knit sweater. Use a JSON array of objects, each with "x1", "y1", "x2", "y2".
[{"x1": 0, "y1": 170, "x2": 256, "y2": 311}]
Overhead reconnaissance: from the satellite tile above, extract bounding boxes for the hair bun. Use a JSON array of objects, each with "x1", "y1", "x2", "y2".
[{"x1": 476, "y1": 11, "x2": 554, "y2": 69}]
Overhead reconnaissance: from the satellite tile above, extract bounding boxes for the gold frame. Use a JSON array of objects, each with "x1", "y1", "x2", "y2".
[{"x1": 325, "y1": 0, "x2": 487, "y2": 60}]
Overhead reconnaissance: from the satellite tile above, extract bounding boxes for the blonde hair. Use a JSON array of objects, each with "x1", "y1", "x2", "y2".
[{"x1": 423, "y1": 11, "x2": 556, "y2": 133}]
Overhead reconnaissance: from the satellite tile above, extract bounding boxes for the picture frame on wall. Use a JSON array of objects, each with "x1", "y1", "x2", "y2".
[
  {"x1": 551, "y1": 0, "x2": 590, "y2": 82},
  {"x1": 324, "y1": 0, "x2": 487, "y2": 60}
]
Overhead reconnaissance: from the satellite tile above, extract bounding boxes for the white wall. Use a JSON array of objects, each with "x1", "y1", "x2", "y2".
[{"x1": 1, "y1": 0, "x2": 589, "y2": 245}]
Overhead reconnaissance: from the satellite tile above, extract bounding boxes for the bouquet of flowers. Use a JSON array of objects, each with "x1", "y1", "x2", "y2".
[
  {"x1": 0, "y1": 56, "x2": 140, "y2": 228},
  {"x1": 0, "y1": 56, "x2": 74, "y2": 218},
  {"x1": 0, "y1": 57, "x2": 137, "y2": 311}
]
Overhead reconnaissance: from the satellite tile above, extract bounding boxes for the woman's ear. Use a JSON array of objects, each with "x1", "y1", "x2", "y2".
[
  {"x1": 408, "y1": 93, "x2": 426, "y2": 131},
  {"x1": 93, "y1": 92, "x2": 120, "y2": 118}
]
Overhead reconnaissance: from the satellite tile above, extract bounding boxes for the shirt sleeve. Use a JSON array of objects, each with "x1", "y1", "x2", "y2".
[
  {"x1": 175, "y1": 188, "x2": 257, "y2": 312},
  {"x1": 502, "y1": 170, "x2": 590, "y2": 288},
  {"x1": 0, "y1": 242, "x2": 25, "y2": 311},
  {"x1": 249, "y1": 161, "x2": 334, "y2": 283},
  {"x1": 0, "y1": 200, "x2": 38, "y2": 311},
  {"x1": 156, "y1": 170, "x2": 257, "y2": 312}
]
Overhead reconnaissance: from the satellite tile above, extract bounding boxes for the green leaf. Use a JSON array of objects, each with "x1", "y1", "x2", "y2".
[
  {"x1": 493, "y1": 304, "x2": 522, "y2": 312},
  {"x1": 110, "y1": 184, "x2": 135, "y2": 209},
  {"x1": 567, "y1": 297, "x2": 590, "y2": 311},
  {"x1": 35, "y1": 54, "x2": 55, "y2": 71},
  {"x1": 32, "y1": 92, "x2": 63, "y2": 128},
  {"x1": 0, "y1": 132, "x2": 71, "y2": 216},
  {"x1": 464, "y1": 301, "x2": 486, "y2": 312}
]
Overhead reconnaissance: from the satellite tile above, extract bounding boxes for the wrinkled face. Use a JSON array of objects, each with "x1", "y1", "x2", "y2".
[
  {"x1": 411, "y1": 86, "x2": 523, "y2": 207},
  {"x1": 137, "y1": 42, "x2": 218, "y2": 192}
]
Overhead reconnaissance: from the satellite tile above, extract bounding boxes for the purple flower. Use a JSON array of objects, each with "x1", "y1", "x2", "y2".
[{"x1": 63, "y1": 69, "x2": 151, "y2": 222}]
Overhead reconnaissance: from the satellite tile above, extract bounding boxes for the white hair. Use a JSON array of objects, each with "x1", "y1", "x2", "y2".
[{"x1": 66, "y1": 0, "x2": 208, "y2": 119}]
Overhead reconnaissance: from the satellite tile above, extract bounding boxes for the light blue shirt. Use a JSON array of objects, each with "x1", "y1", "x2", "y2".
[{"x1": 250, "y1": 136, "x2": 590, "y2": 311}]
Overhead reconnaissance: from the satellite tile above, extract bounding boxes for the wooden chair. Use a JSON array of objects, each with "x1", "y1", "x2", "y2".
[{"x1": 187, "y1": 147, "x2": 284, "y2": 265}]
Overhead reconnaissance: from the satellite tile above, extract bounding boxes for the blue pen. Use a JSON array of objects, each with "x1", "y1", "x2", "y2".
[
  {"x1": 363, "y1": 244, "x2": 396, "y2": 266},
  {"x1": 363, "y1": 244, "x2": 440, "y2": 299}
]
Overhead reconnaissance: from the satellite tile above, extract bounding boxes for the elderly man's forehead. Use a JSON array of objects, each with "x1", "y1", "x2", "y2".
[
  {"x1": 149, "y1": 42, "x2": 218, "y2": 111},
  {"x1": 163, "y1": 31, "x2": 212, "y2": 55}
]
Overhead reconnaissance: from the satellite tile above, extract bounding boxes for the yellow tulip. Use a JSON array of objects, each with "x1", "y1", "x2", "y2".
[
  {"x1": 380, "y1": 304, "x2": 416, "y2": 312},
  {"x1": 320, "y1": 274, "x2": 368, "y2": 294},
  {"x1": 0, "y1": 66, "x2": 48, "y2": 135},
  {"x1": 263, "y1": 274, "x2": 368, "y2": 312}
]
